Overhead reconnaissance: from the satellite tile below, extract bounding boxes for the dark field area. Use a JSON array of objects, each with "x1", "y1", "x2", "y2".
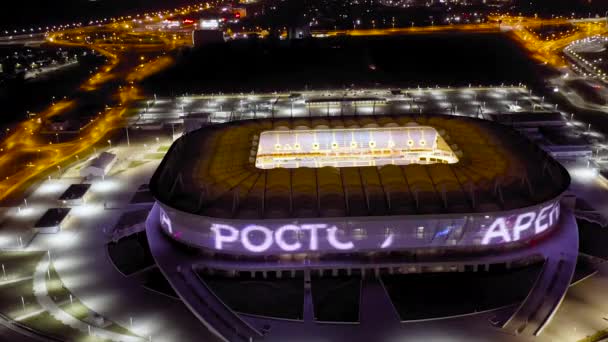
[
  {"x1": 107, "y1": 231, "x2": 155, "y2": 276},
  {"x1": 199, "y1": 272, "x2": 305, "y2": 320},
  {"x1": 142, "y1": 267, "x2": 178, "y2": 299},
  {"x1": 311, "y1": 276, "x2": 361, "y2": 323},
  {"x1": 0, "y1": 48, "x2": 106, "y2": 127},
  {"x1": 382, "y1": 263, "x2": 543, "y2": 320},
  {"x1": 577, "y1": 219, "x2": 608, "y2": 259},
  {"x1": 143, "y1": 33, "x2": 552, "y2": 95}
]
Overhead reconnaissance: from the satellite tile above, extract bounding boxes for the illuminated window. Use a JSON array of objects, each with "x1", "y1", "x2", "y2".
[
  {"x1": 352, "y1": 228, "x2": 367, "y2": 240},
  {"x1": 255, "y1": 126, "x2": 459, "y2": 169},
  {"x1": 416, "y1": 226, "x2": 425, "y2": 239}
]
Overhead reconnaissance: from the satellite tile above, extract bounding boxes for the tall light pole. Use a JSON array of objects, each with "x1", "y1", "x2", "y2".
[{"x1": 125, "y1": 126, "x2": 130, "y2": 147}]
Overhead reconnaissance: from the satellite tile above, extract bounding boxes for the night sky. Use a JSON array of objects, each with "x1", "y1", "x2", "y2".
[{"x1": 0, "y1": 0, "x2": 197, "y2": 31}]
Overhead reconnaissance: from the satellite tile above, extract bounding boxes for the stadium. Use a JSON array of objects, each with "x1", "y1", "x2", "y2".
[{"x1": 146, "y1": 114, "x2": 577, "y2": 341}]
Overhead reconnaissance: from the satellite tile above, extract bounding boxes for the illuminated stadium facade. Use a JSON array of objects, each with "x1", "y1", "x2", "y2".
[
  {"x1": 150, "y1": 114, "x2": 570, "y2": 256},
  {"x1": 146, "y1": 114, "x2": 577, "y2": 340}
]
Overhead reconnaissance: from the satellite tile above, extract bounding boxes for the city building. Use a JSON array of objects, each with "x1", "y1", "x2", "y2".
[{"x1": 80, "y1": 152, "x2": 117, "y2": 179}]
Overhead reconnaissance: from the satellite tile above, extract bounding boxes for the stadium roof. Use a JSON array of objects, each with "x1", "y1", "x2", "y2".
[
  {"x1": 151, "y1": 114, "x2": 569, "y2": 219},
  {"x1": 255, "y1": 126, "x2": 459, "y2": 169}
]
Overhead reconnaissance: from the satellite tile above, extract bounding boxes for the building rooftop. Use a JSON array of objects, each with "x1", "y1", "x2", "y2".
[
  {"x1": 34, "y1": 208, "x2": 71, "y2": 228},
  {"x1": 88, "y1": 152, "x2": 116, "y2": 170},
  {"x1": 151, "y1": 114, "x2": 570, "y2": 219},
  {"x1": 59, "y1": 184, "x2": 91, "y2": 201}
]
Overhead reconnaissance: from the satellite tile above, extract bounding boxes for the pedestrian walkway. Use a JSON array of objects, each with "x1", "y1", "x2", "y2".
[
  {"x1": 38, "y1": 159, "x2": 213, "y2": 342},
  {"x1": 32, "y1": 254, "x2": 144, "y2": 342}
]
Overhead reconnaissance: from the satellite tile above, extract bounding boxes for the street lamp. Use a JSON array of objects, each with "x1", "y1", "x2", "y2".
[{"x1": 107, "y1": 139, "x2": 112, "y2": 149}]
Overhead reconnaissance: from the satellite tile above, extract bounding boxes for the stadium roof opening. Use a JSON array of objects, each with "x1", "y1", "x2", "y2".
[{"x1": 255, "y1": 126, "x2": 459, "y2": 169}]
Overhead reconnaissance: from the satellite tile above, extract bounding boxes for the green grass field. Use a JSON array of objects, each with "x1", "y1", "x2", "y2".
[
  {"x1": 21, "y1": 311, "x2": 109, "y2": 342},
  {"x1": 143, "y1": 153, "x2": 165, "y2": 160},
  {"x1": 0, "y1": 251, "x2": 45, "y2": 281}
]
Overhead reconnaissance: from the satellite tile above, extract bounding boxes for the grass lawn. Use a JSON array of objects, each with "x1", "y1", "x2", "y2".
[
  {"x1": 0, "y1": 251, "x2": 45, "y2": 281},
  {"x1": 46, "y1": 264, "x2": 71, "y2": 304},
  {"x1": 60, "y1": 302, "x2": 136, "y2": 337},
  {"x1": 127, "y1": 160, "x2": 149, "y2": 169},
  {"x1": 61, "y1": 301, "x2": 89, "y2": 320},
  {"x1": 21, "y1": 311, "x2": 109, "y2": 342},
  {"x1": 579, "y1": 329, "x2": 608, "y2": 342},
  {"x1": 0, "y1": 279, "x2": 43, "y2": 319},
  {"x1": 0, "y1": 253, "x2": 45, "y2": 319},
  {"x1": 143, "y1": 153, "x2": 165, "y2": 160}
]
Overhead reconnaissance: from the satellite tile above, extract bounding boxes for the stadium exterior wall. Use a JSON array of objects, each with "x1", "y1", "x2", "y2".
[{"x1": 155, "y1": 194, "x2": 564, "y2": 257}]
